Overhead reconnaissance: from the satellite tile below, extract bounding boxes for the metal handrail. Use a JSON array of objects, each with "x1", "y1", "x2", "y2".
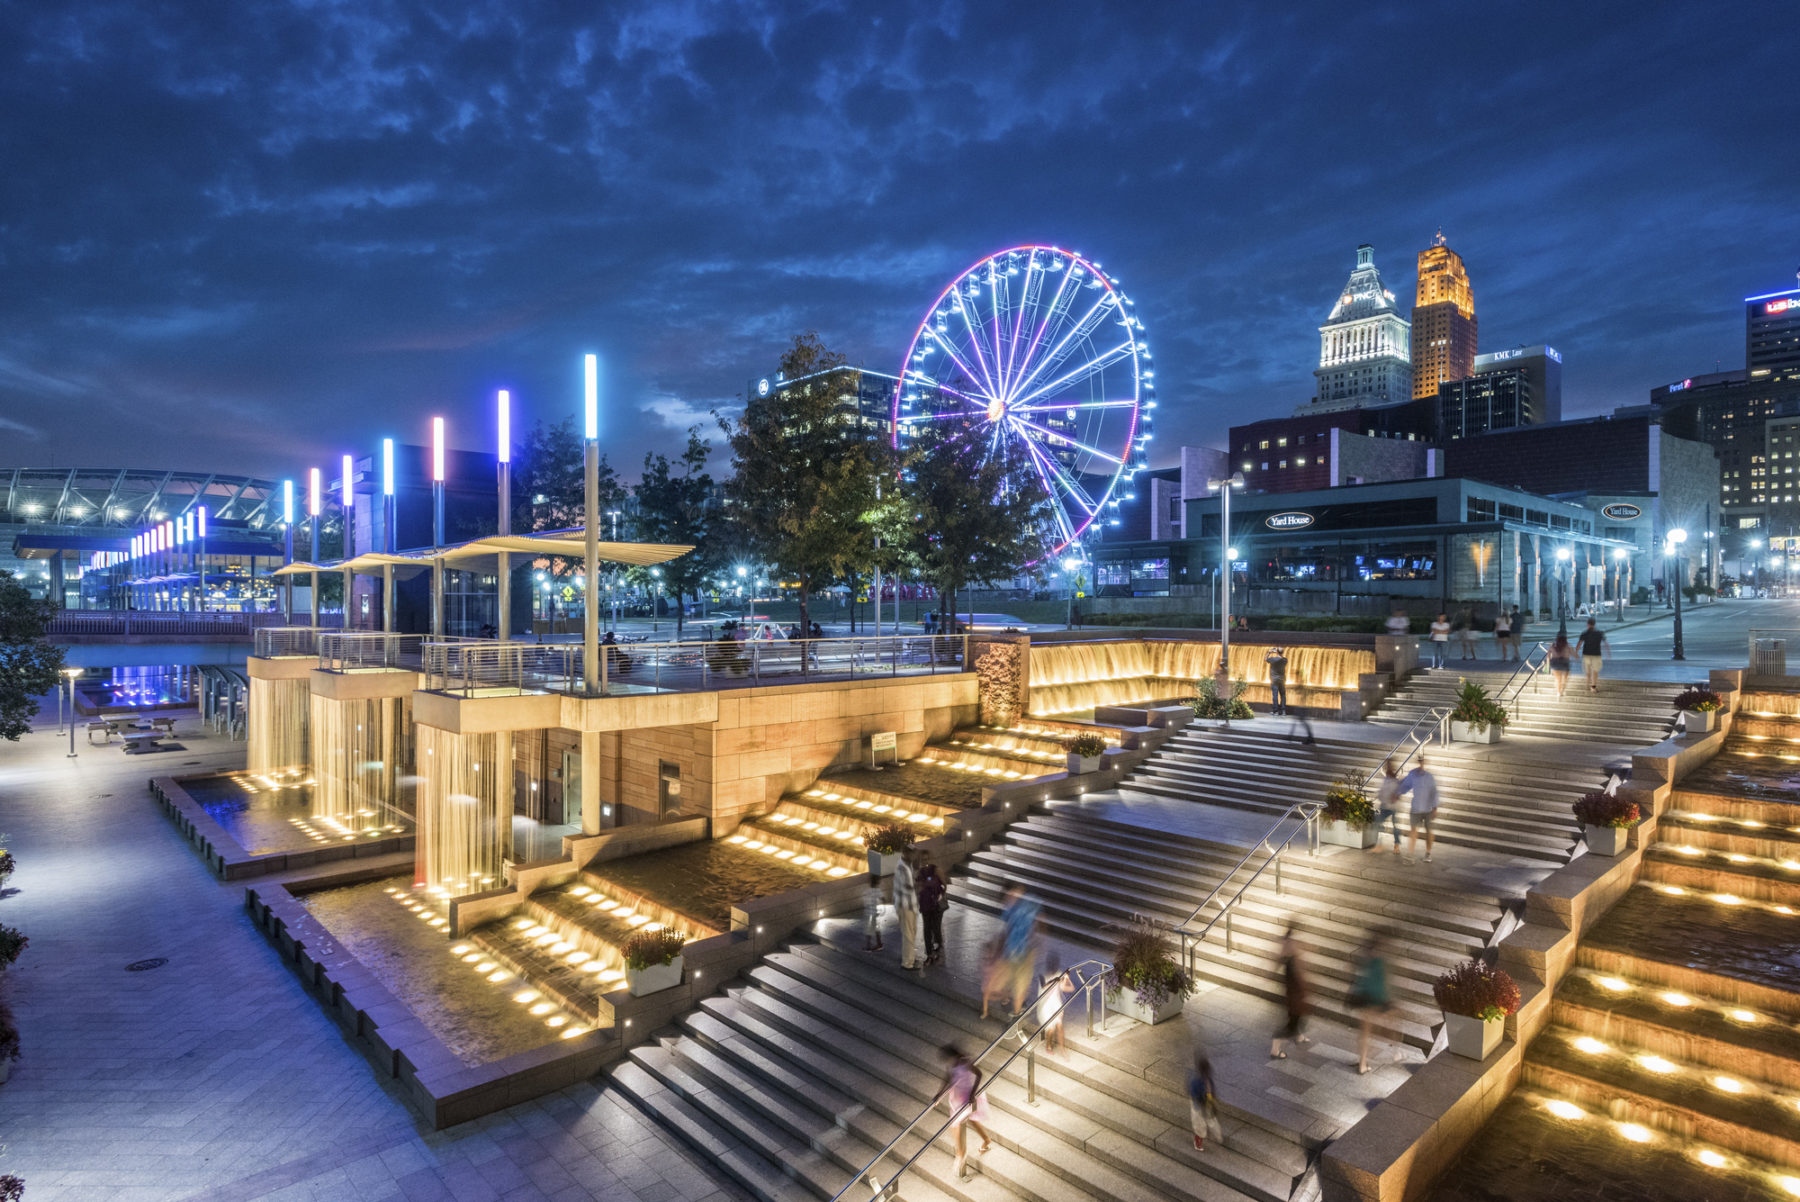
[
  {"x1": 834, "y1": 958, "x2": 1112, "y2": 1201},
  {"x1": 1494, "y1": 641, "x2": 1552, "y2": 712},
  {"x1": 1358, "y1": 704, "x2": 1449, "y2": 794},
  {"x1": 1174, "y1": 804, "x2": 1319, "y2": 974}
]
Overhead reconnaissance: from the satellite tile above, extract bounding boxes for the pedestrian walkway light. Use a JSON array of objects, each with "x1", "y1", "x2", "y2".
[{"x1": 1667, "y1": 528, "x2": 1687, "y2": 661}]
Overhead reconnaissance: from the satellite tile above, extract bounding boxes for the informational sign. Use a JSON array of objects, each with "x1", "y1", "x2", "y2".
[
  {"x1": 1601, "y1": 503, "x2": 1643, "y2": 520},
  {"x1": 870, "y1": 731, "x2": 897, "y2": 752},
  {"x1": 1265, "y1": 511, "x2": 1316, "y2": 530}
]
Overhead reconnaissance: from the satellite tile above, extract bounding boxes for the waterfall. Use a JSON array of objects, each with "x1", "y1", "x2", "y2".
[
  {"x1": 1026, "y1": 640, "x2": 1375, "y2": 716},
  {"x1": 309, "y1": 694, "x2": 414, "y2": 830},
  {"x1": 247, "y1": 677, "x2": 310, "y2": 775},
  {"x1": 416, "y1": 725, "x2": 513, "y2": 894}
]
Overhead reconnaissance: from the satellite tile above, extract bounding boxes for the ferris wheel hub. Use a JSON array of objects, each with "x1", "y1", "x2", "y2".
[{"x1": 986, "y1": 396, "x2": 1006, "y2": 422}]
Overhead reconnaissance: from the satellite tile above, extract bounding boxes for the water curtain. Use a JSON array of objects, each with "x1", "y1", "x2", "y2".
[
  {"x1": 416, "y1": 725, "x2": 513, "y2": 892},
  {"x1": 1025, "y1": 640, "x2": 1373, "y2": 716},
  {"x1": 308, "y1": 694, "x2": 414, "y2": 828},
  {"x1": 247, "y1": 676, "x2": 311, "y2": 774}
]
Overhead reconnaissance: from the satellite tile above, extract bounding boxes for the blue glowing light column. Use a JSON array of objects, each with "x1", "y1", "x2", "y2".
[
  {"x1": 282, "y1": 480, "x2": 295, "y2": 622},
  {"x1": 309, "y1": 468, "x2": 323, "y2": 627},
  {"x1": 197, "y1": 506, "x2": 208, "y2": 613},
  {"x1": 497, "y1": 390, "x2": 511, "y2": 642},
  {"x1": 175, "y1": 513, "x2": 188, "y2": 611},
  {"x1": 382, "y1": 438, "x2": 396, "y2": 632},
  {"x1": 583, "y1": 354, "x2": 600, "y2": 696},
  {"x1": 430, "y1": 417, "x2": 446, "y2": 636},
  {"x1": 341, "y1": 455, "x2": 355, "y2": 629}
]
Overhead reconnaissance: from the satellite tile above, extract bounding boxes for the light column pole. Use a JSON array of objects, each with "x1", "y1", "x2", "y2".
[
  {"x1": 1668, "y1": 528, "x2": 1687, "y2": 661},
  {"x1": 583, "y1": 355, "x2": 601, "y2": 696},
  {"x1": 496, "y1": 390, "x2": 512, "y2": 642},
  {"x1": 431, "y1": 417, "x2": 446, "y2": 638},
  {"x1": 63, "y1": 667, "x2": 82, "y2": 756},
  {"x1": 309, "y1": 467, "x2": 322, "y2": 628},
  {"x1": 382, "y1": 438, "x2": 396, "y2": 633},
  {"x1": 1208, "y1": 473, "x2": 1246, "y2": 688},
  {"x1": 1614, "y1": 548, "x2": 1628, "y2": 623},
  {"x1": 282, "y1": 480, "x2": 295, "y2": 623},
  {"x1": 605, "y1": 510, "x2": 622, "y2": 633},
  {"x1": 1063, "y1": 556, "x2": 1082, "y2": 629},
  {"x1": 197, "y1": 507, "x2": 209, "y2": 613},
  {"x1": 340, "y1": 455, "x2": 355, "y2": 629}
]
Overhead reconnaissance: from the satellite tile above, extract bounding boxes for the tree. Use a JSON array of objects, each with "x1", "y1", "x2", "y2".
[
  {"x1": 511, "y1": 415, "x2": 624, "y2": 590},
  {"x1": 634, "y1": 425, "x2": 716, "y2": 639},
  {"x1": 900, "y1": 418, "x2": 1049, "y2": 626},
  {"x1": 0, "y1": 570, "x2": 66, "y2": 741},
  {"x1": 721, "y1": 333, "x2": 882, "y2": 636}
]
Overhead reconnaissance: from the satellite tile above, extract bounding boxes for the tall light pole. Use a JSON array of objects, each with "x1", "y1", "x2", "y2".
[
  {"x1": 1555, "y1": 546, "x2": 1571, "y2": 631},
  {"x1": 1208, "y1": 473, "x2": 1246, "y2": 686},
  {"x1": 197, "y1": 506, "x2": 208, "y2": 614},
  {"x1": 1613, "y1": 548, "x2": 1628, "y2": 623},
  {"x1": 430, "y1": 417, "x2": 447, "y2": 637},
  {"x1": 1063, "y1": 556, "x2": 1082, "y2": 629},
  {"x1": 308, "y1": 466, "x2": 322, "y2": 628},
  {"x1": 583, "y1": 354, "x2": 601, "y2": 696},
  {"x1": 652, "y1": 567, "x2": 663, "y2": 634},
  {"x1": 281, "y1": 479, "x2": 294, "y2": 623},
  {"x1": 1750, "y1": 538, "x2": 1764, "y2": 594},
  {"x1": 381, "y1": 438, "x2": 396, "y2": 632},
  {"x1": 496, "y1": 390, "x2": 512, "y2": 643},
  {"x1": 63, "y1": 666, "x2": 83, "y2": 757},
  {"x1": 339, "y1": 456, "x2": 354, "y2": 628},
  {"x1": 1667, "y1": 528, "x2": 1687, "y2": 661},
  {"x1": 605, "y1": 509, "x2": 622, "y2": 633}
]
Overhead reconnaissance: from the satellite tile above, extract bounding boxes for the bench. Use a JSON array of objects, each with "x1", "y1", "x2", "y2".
[
  {"x1": 87, "y1": 722, "x2": 112, "y2": 745},
  {"x1": 121, "y1": 731, "x2": 168, "y2": 754}
]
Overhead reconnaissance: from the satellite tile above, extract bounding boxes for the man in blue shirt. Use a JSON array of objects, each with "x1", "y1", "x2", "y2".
[{"x1": 1402, "y1": 757, "x2": 1440, "y2": 864}]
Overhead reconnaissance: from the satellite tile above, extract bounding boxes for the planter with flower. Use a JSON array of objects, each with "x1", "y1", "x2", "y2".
[
  {"x1": 1065, "y1": 733, "x2": 1110, "y2": 775},
  {"x1": 1571, "y1": 791, "x2": 1641, "y2": 857},
  {"x1": 1320, "y1": 775, "x2": 1379, "y2": 849},
  {"x1": 1449, "y1": 679, "x2": 1508, "y2": 744},
  {"x1": 863, "y1": 821, "x2": 915, "y2": 878},
  {"x1": 1433, "y1": 958, "x2": 1520, "y2": 1060},
  {"x1": 622, "y1": 929, "x2": 687, "y2": 997},
  {"x1": 1103, "y1": 917, "x2": 1195, "y2": 1026},
  {"x1": 1673, "y1": 687, "x2": 1724, "y2": 734}
]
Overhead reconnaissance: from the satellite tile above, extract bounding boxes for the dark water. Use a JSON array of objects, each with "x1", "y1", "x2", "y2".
[
  {"x1": 178, "y1": 772, "x2": 409, "y2": 855},
  {"x1": 594, "y1": 841, "x2": 822, "y2": 932}
]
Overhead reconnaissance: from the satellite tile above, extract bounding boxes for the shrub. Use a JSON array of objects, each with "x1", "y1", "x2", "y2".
[
  {"x1": 1323, "y1": 775, "x2": 1376, "y2": 828},
  {"x1": 0, "y1": 850, "x2": 12, "y2": 885},
  {"x1": 1102, "y1": 916, "x2": 1194, "y2": 1009},
  {"x1": 1065, "y1": 733, "x2": 1109, "y2": 759},
  {"x1": 621, "y1": 928, "x2": 686, "y2": 972},
  {"x1": 0, "y1": 925, "x2": 25, "y2": 971},
  {"x1": 1571, "y1": 791, "x2": 1640, "y2": 829},
  {"x1": 863, "y1": 821, "x2": 916, "y2": 856},
  {"x1": 1449, "y1": 678, "x2": 1508, "y2": 732},
  {"x1": 1672, "y1": 687, "x2": 1723, "y2": 713},
  {"x1": 1191, "y1": 676, "x2": 1254, "y2": 721},
  {"x1": 0, "y1": 999, "x2": 16, "y2": 1062},
  {"x1": 1433, "y1": 959, "x2": 1521, "y2": 1022},
  {"x1": 0, "y1": 1175, "x2": 22, "y2": 1202}
]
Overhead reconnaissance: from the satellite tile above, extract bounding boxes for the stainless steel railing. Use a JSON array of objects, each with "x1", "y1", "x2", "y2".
[
  {"x1": 832, "y1": 958, "x2": 1112, "y2": 1201},
  {"x1": 253, "y1": 626, "x2": 321, "y2": 658},
  {"x1": 317, "y1": 632, "x2": 425, "y2": 671},
  {"x1": 1175, "y1": 804, "x2": 1319, "y2": 974},
  {"x1": 1494, "y1": 641, "x2": 1552, "y2": 712}
]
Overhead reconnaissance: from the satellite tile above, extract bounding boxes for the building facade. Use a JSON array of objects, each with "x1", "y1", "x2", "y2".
[
  {"x1": 749, "y1": 364, "x2": 902, "y2": 441},
  {"x1": 1410, "y1": 230, "x2": 1477, "y2": 402},
  {"x1": 1229, "y1": 406, "x2": 1435, "y2": 494},
  {"x1": 1473, "y1": 345, "x2": 1561, "y2": 423},
  {"x1": 1306, "y1": 245, "x2": 1414, "y2": 414},
  {"x1": 1439, "y1": 369, "x2": 1532, "y2": 440}
]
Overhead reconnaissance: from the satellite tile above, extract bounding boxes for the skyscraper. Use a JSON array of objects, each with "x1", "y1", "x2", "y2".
[
  {"x1": 1410, "y1": 229, "x2": 1477, "y2": 401},
  {"x1": 1307, "y1": 244, "x2": 1413, "y2": 414}
]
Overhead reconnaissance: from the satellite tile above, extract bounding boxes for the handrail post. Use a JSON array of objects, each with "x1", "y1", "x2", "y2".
[
  {"x1": 1225, "y1": 905, "x2": 1234, "y2": 955},
  {"x1": 1026, "y1": 1041, "x2": 1037, "y2": 1104},
  {"x1": 1275, "y1": 848, "x2": 1283, "y2": 895}
]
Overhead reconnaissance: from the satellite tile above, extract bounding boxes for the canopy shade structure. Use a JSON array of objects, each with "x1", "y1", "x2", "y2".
[
  {"x1": 435, "y1": 535, "x2": 692, "y2": 568},
  {"x1": 269, "y1": 561, "x2": 335, "y2": 577}
]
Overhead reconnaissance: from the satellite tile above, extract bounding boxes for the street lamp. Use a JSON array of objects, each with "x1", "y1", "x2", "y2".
[
  {"x1": 1613, "y1": 548, "x2": 1629, "y2": 623},
  {"x1": 62, "y1": 666, "x2": 83, "y2": 757},
  {"x1": 1208, "y1": 473, "x2": 1246, "y2": 684},
  {"x1": 1750, "y1": 538, "x2": 1764, "y2": 593},
  {"x1": 1062, "y1": 556, "x2": 1083, "y2": 629},
  {"x1": 1555, "y1": 547, "x2": 1572, "y2": 629},
  {"x1": 1667, "y1": 528, "x2": 1687, "y2": 661},
  {"x1": 652, "y1": 567, "x2": 664, "y2": 634}
]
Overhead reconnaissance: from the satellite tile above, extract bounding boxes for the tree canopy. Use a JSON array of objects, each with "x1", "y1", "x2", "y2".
[
  {"x1": 0, "y1": 571, "x2": 66, "y2": 741},
  {"x1": 633, "y1": 425, "x2": 717, "y2": 639}
]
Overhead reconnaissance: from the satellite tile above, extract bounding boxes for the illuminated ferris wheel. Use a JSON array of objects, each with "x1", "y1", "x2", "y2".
[{"x1": 892, "y1": 245, "x2": 1153, "y2": 563}]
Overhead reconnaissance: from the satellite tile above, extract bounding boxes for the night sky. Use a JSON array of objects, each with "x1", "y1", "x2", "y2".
[{"x1": 3, "y1": 2, "x2": 1795, "y2": 482}]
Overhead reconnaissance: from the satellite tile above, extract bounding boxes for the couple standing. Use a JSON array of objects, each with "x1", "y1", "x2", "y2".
[{"x1": 884, "y1": 850, "x2": 948, "y2": 969}]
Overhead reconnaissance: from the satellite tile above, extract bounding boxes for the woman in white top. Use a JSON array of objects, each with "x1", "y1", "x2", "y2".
[
  {"x1": 1375, "y1": 758, "x2": 1404, "y2": 852},
  {"x1": 1428, "y1": 614, "x2": 1451, "y2": 668}
]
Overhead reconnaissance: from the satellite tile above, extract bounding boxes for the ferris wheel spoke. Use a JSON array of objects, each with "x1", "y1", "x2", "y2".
[
  {"x1": 1009, "y1": 416, "x2": 1125, "y2": 466},
  {"x1": 1013, "y1": 259, "x2": 1078, "y2": 392},
  {"x1": 1009, "y1": 340, "x2": 1136, "y2": 410},
  {"x1": 904, "y1": 369, "x2": 991, "y2": 413},
  {"x1": 989, "y1": 266, "x2": 1011, "y2": 397},
  {"x1": 1011, "y1": 398, "x2": 1139, "y2": 413},
  {"x1": 1004, "y1": 293, "x2": 1118, "y2": 404},
  {"x1": 1004, "y1": 256, "x2": 1043, "y2": 394},
  {"x1": 951, "y1": 296, "x2": 1003, "y2": 399},
  {"x1": 917, "y1": 339, "x2": 998, "y2": 410},
  {"x1": 1016, "y1": 430, "x2": 1101, "y2": 518}
]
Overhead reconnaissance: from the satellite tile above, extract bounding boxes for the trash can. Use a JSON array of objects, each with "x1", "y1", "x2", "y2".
[{"x1": 1753, "y1": 637, "x2": 1787, "y2": 677}]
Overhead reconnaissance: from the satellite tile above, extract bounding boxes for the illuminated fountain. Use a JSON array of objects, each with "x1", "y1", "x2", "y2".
[
  {"x1": 308, "y1": 693, "x2": 413, "y2": 828},
  {"x1": 247, "y1": 676, "x2": 310, "y2": 774},
  {"x1": 1026, "y1": 639, "x2": 1374, "y2": 717},
  {"x1": 415, "y1": 726, "x2": 512, "y2": 893}
]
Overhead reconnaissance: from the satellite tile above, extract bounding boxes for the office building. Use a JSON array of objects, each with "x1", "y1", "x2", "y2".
[
  {"x1": 1230, "y1": 407, "x2": 1435, "y2": 494},
  {"x1": 1473, "y1": 345, "x2": 1561, "y2": 423},
  {"x1": 1748, "y1": 281, "x2": 1800, "y2": 387},
  {"x1": 750, "y1": 364, "x2": 901, "y2": 440},
  {"x1": 1410, "y1": 230, "x2": 1478, "y2": 401},
  {"x1": 1306, "y1": 245, "x2": 1413, "y2": 413},
  {"x1": 1439, "y1": 360, "x2": 1556, "y2": 440}
]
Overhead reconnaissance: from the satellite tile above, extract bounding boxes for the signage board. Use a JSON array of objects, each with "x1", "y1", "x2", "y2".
[
  {"x1": 870, "y1": 731, "x2": 897, "y2": 752},
  {"x1": 1265, "y1": 511, "x2": 1315, "y2": 530},
  {"x1": 1601, "y1": 503, "x2": 1643, "y2": 520}
]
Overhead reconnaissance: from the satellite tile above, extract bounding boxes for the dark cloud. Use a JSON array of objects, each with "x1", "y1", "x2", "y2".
[{"x1": 0, "y1": 0, "x2": 1793, "y2": 482}]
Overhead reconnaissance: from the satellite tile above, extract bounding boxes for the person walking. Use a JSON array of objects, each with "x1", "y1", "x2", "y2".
[
  {"x1": 1375, "y1": 758, "x2": 1404, "y2": 854},
  {"x1": 1508, "y1": 606, "x2": 1525, "y2": 661},
  {"x1": 1348, "y1": 936, "x2": 1394, "y2": 1075},
  {"x1": 1457, "y1": 608, "x2": 1478, "y2": 660},
  {"x1": 1492, "y1": 608, "x2": 1510, "y2": 660},
  {"x1": 893, "y1": 850, "x2": 921, "y2": 970},
  {"x1": 1269, "y1": 925, "x2": 1312, "y2": 1059},
  {"x1": 996, "y1": 885, "x2": 1042, "y2": 1020},
  {"x1": 917, "y1": 859, "x2": 948, "y2": 966},
  {"x1": 1265, "y1": 645, "x2": 1289, "y2": 715},
  {"x1": 1548, "y1": 630, "x2": 1574, "y2": 697},
  {"x1": 1576, "y1": 618, "x2": 1609, "y2": 694},
  {"x1": 861, "y1": 873, "x2": 885, "y2": 952},
  {"x1": 1428, "y1": 613, "x2": 1451, "y2": 669},
  {"x1": 1036, "y1": 957, "x2": 1075, "y2": 1055},
  {"x1": 1402, "y1": 756, "x2": 1440, "y2": 863},
  {"x1": 1188, "y1": 1053, "x2": 1224, "y2": 1151},
  {"x1": 1384, "y1": 607, "x2": 1410, "y2": 637},
  {"x1": 939, "y1": 1045, "x2": 992, "y2": 1177}
]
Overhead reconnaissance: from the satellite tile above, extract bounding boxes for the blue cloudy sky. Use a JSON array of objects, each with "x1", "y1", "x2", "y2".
[{"x1": 1, "y1": 1, "x2": 1794, "y2": 480}]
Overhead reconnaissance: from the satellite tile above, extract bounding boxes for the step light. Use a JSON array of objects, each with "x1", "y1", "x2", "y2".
[
  {"x1": 1618, "y1": 1122, "x2": 1654, "y2": 1143},
  {"x1": 1544, "y1": 1099, "x2": 1585, "y2": 1120}
]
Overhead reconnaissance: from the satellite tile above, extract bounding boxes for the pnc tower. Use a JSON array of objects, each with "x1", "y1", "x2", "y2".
[
  {"x1": 1410, "y1": 229, "x2": 1477, "y2": 401},
  {"x1": 1309, "y1": 244, "x2": 1413, "y2": 413}
]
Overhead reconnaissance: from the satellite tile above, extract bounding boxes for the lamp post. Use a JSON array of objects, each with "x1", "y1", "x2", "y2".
[
  {"x1": 1613, "y1": 548, "x2": 1629, "y2": 623},
  {"x1": 583, "y1": 354, "x2": 601, "y2": 696},
  {"x1": 1062, "y1": 556, "x2": 1082, "y2": 629},
  {"x1": 1554, "y1": 546, "x2": 1571, "y2": 631},
  {"x1": 1208, "y1": 472, "x2": 1246, "y2": 686},
  {"x1": 63, "y1": 666, "x2": 83, "y2": 757},
  {"x1": 1667, "y1": 528, "x2": 1687, "y2": 661},
  {"x1": 497, "y1": 390, "x2": 511, "y2": 643},
  {"x1": 652, "y1": 567, "x2": 663, "y2": 634}
]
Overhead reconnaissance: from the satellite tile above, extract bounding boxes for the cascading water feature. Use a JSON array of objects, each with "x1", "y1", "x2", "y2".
[
  {"x1": 1025, "y1": 639, "x2": 1374, "y2": 716},
  {"x1": 415, "y1": 725, "x2": 513, "y2": 893},
  {"x1": 247, "y1": 677, "x2": 311, "y2": 774},
  {"x1": 308, "y1": 693, "x2": 415, "y2": 831}
]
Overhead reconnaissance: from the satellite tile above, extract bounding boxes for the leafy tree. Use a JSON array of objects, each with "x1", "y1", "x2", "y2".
[
  {"x1": 900, "y1": 418, "x2": 1049, "y2": 625},
  {"x1": 721, "y1": 333, "x2": 882, "y2": 635},
  {"x1": 0, "y1": 570, "x2": 66, "y2": 741},
  {"x1": 512, "y1": 415, "x2": 624, "y2": 584},
  {"x1": 633, "y1": 425, "x2": 717, "y2": 639}
]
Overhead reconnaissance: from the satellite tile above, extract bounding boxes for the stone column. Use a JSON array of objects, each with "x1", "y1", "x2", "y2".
[{"x1": 580, "y1": 728, "x2": 602, "y2": 835}]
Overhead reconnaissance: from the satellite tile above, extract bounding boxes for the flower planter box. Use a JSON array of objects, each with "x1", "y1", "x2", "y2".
[
  {"x1": 1066, "y1": 753, "x2": 1102, "y2": 775},
  {"x1": 1321, "y1": 819, "x2": 1379, "y2": 849},
  {"x1": 1582, "y1": 824, "x2": 1630, "y2": 857},
  {"x1": 1450, "y1": 720, "x2": 1502, "y2": 744},
  {"x1": 1683, "y1": 708, "x2": 1720, "y2": 733},
  {"x1": 867, "y1": 850, "x2": 898, "y2": 878},
  {"x1": 1108, "y1": 989, "x2": 1185, "y2": 1026},
  {"x1": 1443, "y1": 1011, "x2": 1504, "y2": 1061},
  {"x1": 626, "y1": 955, "x2": 684, "y2": 998}
]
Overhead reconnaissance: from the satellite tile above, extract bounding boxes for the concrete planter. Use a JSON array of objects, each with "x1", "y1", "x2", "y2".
[
  {"x1": 867, "y1": 850, "x2": 898, "y2": 878},
  {"x1": 1583, "y1": 824, "x2": 1630, "y2": 857},
  {"x1": 1443, "y1": 1011, "x2": 1505, "y2": 1061},
  {"x1": 1683, "y1": 708, "x2": 1720, "y2": 733},
  {"x1": 1450, "y1": 720, "x2": 1502, "y2": 744},
  {"x1": 1108, "y1": 988, "x2": 1186, "y2": 1026},
  {"x1": 626, "y1": 955, "x2": 684, "y2": 998},
  {"x1": 1321, "y1": 819, "x2": 1379, "y2": 849},
  {"x1": 1066, "y1": 754, "x2": 1103, "y2": 775}
]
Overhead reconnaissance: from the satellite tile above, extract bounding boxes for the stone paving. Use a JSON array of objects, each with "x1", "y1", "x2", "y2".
[{"x1": 0, "y1": 709, "x2": 749, "y2": 1201}]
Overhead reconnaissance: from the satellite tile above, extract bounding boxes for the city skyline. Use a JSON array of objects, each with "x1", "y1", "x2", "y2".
[{"x1": 1, "y1": 3, "x2": 1794, "y2": 482}]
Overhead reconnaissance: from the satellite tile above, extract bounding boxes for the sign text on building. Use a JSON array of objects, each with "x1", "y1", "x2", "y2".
[
  {"x1": 1265, "y1": 511, "x2": 1316, "y2": 530},
  {"x1": 1601, "y1": 503, "x2": 1643, "y2": 520}
]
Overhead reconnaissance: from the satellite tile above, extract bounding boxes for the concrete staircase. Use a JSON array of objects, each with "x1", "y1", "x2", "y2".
[
  {"x1": 1122, "y1": 725, "x2": 1591, "y2": 866},
  {"x1": 611, "y1": 936, "x2": 1314, "y2": 1202},
  {"x1": 1371, "y1": 667, "x2": 1684, "y2": 746},
  {"x1": 953, "y1": 802, "x2": 1504, "y2": 1051}
]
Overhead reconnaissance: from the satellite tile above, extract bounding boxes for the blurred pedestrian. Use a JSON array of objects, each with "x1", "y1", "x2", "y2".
[
  {"x1": 1548, "y1": 630, "x2": 1574, "y2": 697},
  {"x1": 1577, "y1": 618, "x2": 1609, "y2": 694},
  {"x1": 1492, "y1": 609, "x2": 1510, "y2": 659},
  {"x1": 1036, "y1": 956, "x2": 1075, "y2": 1055},
  {"x1": 1375, "y1": 758, "x2": 1404, "y2": 853},
  {"x1": 1508, "y1": 606, "x2": 1525, "y2": 660},
  {"x1": 1265, "y1": 645, "x2": 1289, "y2": 715},
  {"x1": 1457, "y1": 608, "x2": 1478, "y2": 660},
  {"x1": 1427, "y1": 613, "x2": 1450, "y2": 668},
  {"x1": 998, "y1": 884, "x2": 1042, "y2": 1020},
  {"x1": 939, "y1": 1045, "x2": 992, "y2": 1177},
  {"x1": 1349, "y1": 935, "x2": 1394, "y2": 1075},
  {"x1": 917, "y1": 859, "x2": 948, "y2": 966},
  {"x1": 1402, "y1": 756, "x2": 1440, "y2": 864},
  {"x1": 1188, "y1": 1053, "x2": 1224, "y2": 1151},
  {"x1": 894, "y1": 850, "x2": 920, "y2": 970},
  {"x1": 1269, "y1": 925, "x2": 1312, "y2": 1059},
  {"x1": 861, "y1": 873, "x2": 885, "y2": 952}
]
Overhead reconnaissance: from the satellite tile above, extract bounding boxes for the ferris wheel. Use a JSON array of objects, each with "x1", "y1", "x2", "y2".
[{"x1": 892, "y1": 245, "x2": 1153, "y2": 563}]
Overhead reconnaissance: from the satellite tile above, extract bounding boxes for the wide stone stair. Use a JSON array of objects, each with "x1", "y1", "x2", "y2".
[
  {"x1": 953, "y1": 802, "x2": 1504, "y2": 1051},
  {"x1": 611, "y1": 936, "x2": 1314, "y2": 1202},
  {"x1": 1122, "y1": 725, "x2": 1590, "y2": 866},
  {"x1": 1372, "y1": 666, "x2": 1685, "y2": 747}
]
